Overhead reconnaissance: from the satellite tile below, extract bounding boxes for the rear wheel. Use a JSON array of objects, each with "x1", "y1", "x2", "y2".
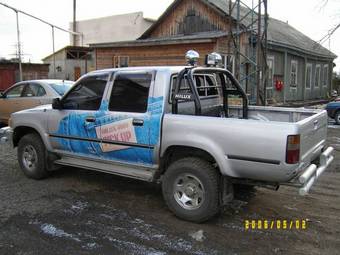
[
  {"x1": 162, "y1": 157, "x2": 220, "y2": 222},
  {"x1": 335, "y1": 111, "x2": 340, "y2": 125},
  {"x1": 17, "y1": 133, "x2": 49, "y2": 180}
]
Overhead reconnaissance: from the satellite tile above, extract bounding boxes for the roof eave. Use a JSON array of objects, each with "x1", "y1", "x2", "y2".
[{"x1": 268, "y1": 40, "x2": 337, "y2": 60}]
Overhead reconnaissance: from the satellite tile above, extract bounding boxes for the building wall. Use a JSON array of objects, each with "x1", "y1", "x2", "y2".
[
  {"x1": 70, "y1": 12, "x2": 154, "y2": 46},
  {"x1": 267, "y1": 48, "x2": 333, "y2": 103},
  {"x1": 148, "y1": 0, "x2": 231, "y2": 38},
  {"x1": 44, "y1": 50, "x2": 95, "y2": 81},
  {"x1": 95, "y1": 42, "x2": 216, "y2": 69},
  {"x1": 0, "y1": 63, "x2": 49, "y2": 91}
]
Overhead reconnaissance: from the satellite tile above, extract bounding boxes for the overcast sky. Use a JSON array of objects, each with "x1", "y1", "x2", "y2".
[{"x1": 1, "y1": 0, "x2": 340, "y2": 72}]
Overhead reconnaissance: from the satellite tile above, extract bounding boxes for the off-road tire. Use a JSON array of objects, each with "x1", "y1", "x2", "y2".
[
  {"x1": 17, "y1": 133, "x2": 49, "y2": 180},
  {"x1": 335, "y1": 111, "x2": 340, "y2": 125},
  {"x1": 162, "y1": 157, "x2": 220, "y2": 223}
]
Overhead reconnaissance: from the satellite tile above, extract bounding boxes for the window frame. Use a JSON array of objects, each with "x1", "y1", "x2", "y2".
[
  {"x1": 267, "y1": 56, "x2": 275, "y2": 89},
  {"x1": 108, "y1": 71, "x2": 155, "y2": 114},
  {"x1": 323, "y1": 64, "x2": 329, "y2": 88},
  {"x1": 305, "y1": 63, "x2": 312, "y2": 90},
  {"x1": 5, "y1": 84, "x2": 26, "y2": 98},
  {"x1": 113, "y1": 56, "x2": 130, "y2": 68},
  {"x1": 222, "y1": 54, "x2": 235, "y2": 74},
  {"x1": 22, "y1": 83, "x2": 46, "y2": 97},
  {"x1": 168, "y1": 73, "x2": 219, "y2": 104},
  {"x1": 315, "y1": 64, "x2": 321, "y2": 88},
  {"x1": 61, "y1": 73, "x2": 109, "y2": 111},
  {"x1": 290, "y1": 60, "x2": 298, "y2": 90}
]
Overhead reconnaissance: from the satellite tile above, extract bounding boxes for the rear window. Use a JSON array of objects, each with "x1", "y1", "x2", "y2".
[
  {"x1": 48, "y1": 81, "x2": 74, "y2": 96},
  {"x1": 170, "y1": 74, "x2": 219, "y2": 103}
]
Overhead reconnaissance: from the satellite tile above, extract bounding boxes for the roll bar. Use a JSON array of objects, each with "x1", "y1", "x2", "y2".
[{"x1": 172, "y1": 67, "x2": 249, "y2": 119}]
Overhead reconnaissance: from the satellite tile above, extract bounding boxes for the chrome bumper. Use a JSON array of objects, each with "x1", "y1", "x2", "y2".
[
  {"x1": 297, "y1": 147, "x2": 334, "y2": 196},
  {"x1": 0, "y1": 127, "x2": 13, "y2": 145}
]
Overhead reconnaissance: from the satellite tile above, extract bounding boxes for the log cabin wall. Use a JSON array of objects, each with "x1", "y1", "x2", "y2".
[
  {"x1": 95, "y1": 42, "x2": 216, "y2": 69},
  {"x1": 148, "y1": 0, "x2": 232, "y2": 38}
]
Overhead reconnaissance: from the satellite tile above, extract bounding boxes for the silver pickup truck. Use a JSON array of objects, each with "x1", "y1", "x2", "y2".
[{"x1": 0, "y1": 54, "x2": 334, "y2": 222}]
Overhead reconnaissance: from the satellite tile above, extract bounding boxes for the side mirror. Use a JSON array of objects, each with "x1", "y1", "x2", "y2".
[{"x1": 52, "y1": 98, "x2": 62, "y2": 110}]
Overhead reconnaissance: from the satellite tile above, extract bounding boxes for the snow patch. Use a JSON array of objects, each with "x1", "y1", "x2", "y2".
[
  {"x1": 189, "y1": 230, "x2": 205, "y2": 242},
  {"x1": 40, "y1": 223, "x2": 80, "y2": 242}
]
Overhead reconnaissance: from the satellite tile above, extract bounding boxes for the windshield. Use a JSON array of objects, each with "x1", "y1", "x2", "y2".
[{"x1": 48, "y1": 81, "x2": 74, "y2": 96}]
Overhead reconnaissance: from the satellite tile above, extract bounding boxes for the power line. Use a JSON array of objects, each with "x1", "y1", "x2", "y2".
[
  {"x1": 0, "y1": 2, "x2": 81, "y2": 36},
  {"x1": 0, "y1": 1, "x2": 83, "y2": 80}
]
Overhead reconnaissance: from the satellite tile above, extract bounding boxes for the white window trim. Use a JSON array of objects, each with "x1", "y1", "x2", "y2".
[
  {"x1": 315, "y1": 64, "x2": 321, "y2": 88},
  {"x1": 267, "y1": 56, "x2": 274, "y2": 89},
  {"x1": 323, "y1": 64, "x2": 329, "y2": 88},
  {"x1": 305, "y1": 63, "x2": 312, "y2": 90},
  {"x1": 223, "y1": 54, "x2": 235, "y2": 74},
  {"x1": 290, "y1": 60, "x2": 298, "y2": 90},
  {"x1": 113, "y1": 56, "x2": 130, "y2": 68}
]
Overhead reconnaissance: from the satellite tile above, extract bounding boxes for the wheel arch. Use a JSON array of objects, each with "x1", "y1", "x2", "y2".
[
  {"x1": 159, "y1": 144, "x2": 233, "y2": 178},
  {"x1": 13, "y1": 126, "x2": 42, "y2": 147}
]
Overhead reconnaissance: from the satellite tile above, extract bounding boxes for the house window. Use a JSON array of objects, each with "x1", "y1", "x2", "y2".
[
  {"x1": 113, "y1": 56, "x2": 129, "y2": 68},
  {"x1": 315, "y1": 64, "x2": 321, "y2": 88},
  {"x1": 222, "y1": 55, "x2": 235, "y2": 74},
  {"x1": 306, "y1": 63, "x2": 312, "y2": 89},
  {"x1": 290, "y1": 60, "x2": 298, "y2": 88},
  {"x1": 323, "y1": 64, "x2": 329, "y2": 87},
  {"x1": 267, "y1": 57, "x2": 274, "y2": 88}
]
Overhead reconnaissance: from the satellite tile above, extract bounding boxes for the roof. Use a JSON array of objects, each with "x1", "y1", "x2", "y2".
[
  {"x1": 42, "y1": 46, "x2": 92, "y2": 61},
  {"x1": 90, "y1": 31, "x2": 228, "y2": 48},
  {"x1": 140, "y1": 0, "x2": 336, "y2": 59}
]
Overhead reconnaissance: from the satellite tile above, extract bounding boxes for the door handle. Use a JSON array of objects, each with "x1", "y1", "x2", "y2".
[
  {"x1": 132, "y1": 118, "x2": 144, "y2": 126},
  {"x1": 85, "y1": 116, "x2": 96, "y2": 123}
]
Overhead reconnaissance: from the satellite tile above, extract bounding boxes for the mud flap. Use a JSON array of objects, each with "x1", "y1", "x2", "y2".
[{"x1": 220, "y1": 177, "x2": 234, "y2": 205}]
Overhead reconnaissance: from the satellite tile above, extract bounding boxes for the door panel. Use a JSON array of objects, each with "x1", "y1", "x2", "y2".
[
  {"x1": 48, "y1": 74, "x2": 109, "y2": 158},
  {"x1": 96, "y1": 71, "x2": 157, "y2": 165},
  {"x1": 0, "y1": 84, "x2": 25, "y2": 123}
]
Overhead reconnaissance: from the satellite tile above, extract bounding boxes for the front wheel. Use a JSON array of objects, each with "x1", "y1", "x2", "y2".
[
  {"x1": 17, "y1": 133, "x2": 49, "y2": 180},
  {"x1": 335, "y1": 111, "x2": 340, "y2": 125},
  {"x1": 162, "y1": 157, "x2": 220, "y2": 223}
]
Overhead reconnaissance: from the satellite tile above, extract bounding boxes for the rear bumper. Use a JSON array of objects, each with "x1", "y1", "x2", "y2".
[
  {"x1": 285, "y1": 147, "x2": 334, "y2": 195},
  {"x1": 0, "y1": 127, "x2": 13, "y2": 146}
]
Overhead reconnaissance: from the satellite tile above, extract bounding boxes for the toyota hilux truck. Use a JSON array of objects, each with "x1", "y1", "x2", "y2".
[{"x1": 0, "y1": 54, "x2": 334, "y2": 222}]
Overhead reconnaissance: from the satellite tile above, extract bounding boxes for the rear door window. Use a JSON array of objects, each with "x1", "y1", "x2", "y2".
[
  {"x1": 22, "y1": 84, "x2": 46, "y2": 97},
  {"x1": 109, "y1": 72, "x2": 152, "y2": 113}
]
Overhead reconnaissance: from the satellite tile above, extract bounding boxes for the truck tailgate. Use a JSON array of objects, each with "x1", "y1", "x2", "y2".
[{"x1": 299, "y1": 110, "x2": 328, "y2": 163}]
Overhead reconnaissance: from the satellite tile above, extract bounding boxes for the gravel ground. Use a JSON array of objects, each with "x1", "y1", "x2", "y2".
[{"x1": 0, "y1": 126, "x2": 339, "y2": 255}]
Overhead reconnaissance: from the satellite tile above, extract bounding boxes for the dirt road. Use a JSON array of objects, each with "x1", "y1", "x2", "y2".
[{"x1": 0, "y1": 127, "x2": 339, "y2": 255}]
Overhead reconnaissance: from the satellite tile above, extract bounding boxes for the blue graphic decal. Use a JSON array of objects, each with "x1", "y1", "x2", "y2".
[{"x1": 53, "y1": 97, "x2": 164, "y2": 165}]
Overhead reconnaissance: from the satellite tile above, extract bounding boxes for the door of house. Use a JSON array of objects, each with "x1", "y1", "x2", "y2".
[{"x1": 74, "y1": 67, "x2": 81, "y2": 81}]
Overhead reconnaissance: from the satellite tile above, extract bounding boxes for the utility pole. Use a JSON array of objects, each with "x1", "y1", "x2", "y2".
[
  {"x1": 73, "y1": 0, "x2": 77, "y2": 46},
  {"x1": 51, "y1": 26, "x2": 56, "y2": 79},
  {"x1": 256, "y1": 0, "x2": 263, "y2": 105},
  {"x1": 15, "y1": 10, "x2": 22, "y2": 81}
]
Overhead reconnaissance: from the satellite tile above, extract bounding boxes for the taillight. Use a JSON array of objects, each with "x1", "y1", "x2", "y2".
[{"x1": 286, "y1": 135, "x2": 300, "y2": 164}]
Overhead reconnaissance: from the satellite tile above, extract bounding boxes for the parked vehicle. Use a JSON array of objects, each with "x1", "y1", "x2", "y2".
[
  {"x1": 0, "y1": 80, "x2": 74, "y2": 126},
  {"x1": 326, "y1": 101, "x2": 340, "y2": 124},
  {"x1": 0, "y1": 52, "x2": 334, "y2": 222}
]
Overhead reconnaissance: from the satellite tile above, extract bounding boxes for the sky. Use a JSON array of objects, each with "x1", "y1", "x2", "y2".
[{"x1": 0, "y1": 0, "x2": 340, "y2": 72}]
